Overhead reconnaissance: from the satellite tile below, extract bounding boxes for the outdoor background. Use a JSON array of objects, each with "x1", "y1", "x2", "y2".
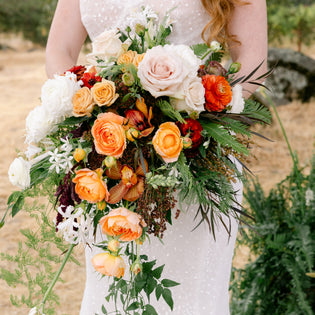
[{"x1": 0, "y1": 0, "x2": 314, "y2": 314}]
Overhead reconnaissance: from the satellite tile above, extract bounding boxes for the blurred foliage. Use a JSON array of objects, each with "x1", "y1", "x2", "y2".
[
  {"x1": 0, "y1": 0, "x2": 57, "y2": 46},
  {"x1": 267, "y1": 1, "x2": 315, "y2": 52}
]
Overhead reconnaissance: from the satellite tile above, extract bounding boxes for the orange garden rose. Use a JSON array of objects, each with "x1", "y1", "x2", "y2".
[
  {"x1": 117, "y1": 50, "x2": 137, "y2": 68},
  {"x1": 91, "y1": 80, "x2": 119, "y2": 107},
  {"x1": 72, "y1": 87, "x2": 95, "y2": 117},
  {"x1": 202, "y1": 74, "x2": 232, "y2": 112},
  {"x1": 72, "y1": 168, "x2": 109, "y2": 203},
  {"x1": 91, "y1": 112, "x2": 127, "y2": 158},
  {"x1": 91, "y1": 252, "x2": 126, "y2": 278},
  {"x1": 152, "y1": 122, "x2": 183, "y2": 163},
  {"x1": 99, "y1": 207, "x2": 146, "y2": 241}
]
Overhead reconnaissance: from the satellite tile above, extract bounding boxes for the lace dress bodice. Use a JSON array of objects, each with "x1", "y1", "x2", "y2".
[
  {"x1": 79, "y1": 1, "x2": 241, "y2": 314},
  {"x1": 80, "y1": 0, "x2": 210, "y2": 45}
]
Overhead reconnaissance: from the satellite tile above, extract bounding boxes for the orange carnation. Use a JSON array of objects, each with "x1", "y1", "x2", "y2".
[
  {"x1": 202, "y1": 74, "x2": 232, "y2": 112},
  {"x1": 99, "y1": 207, "x2": 146, "y2": 242},
  {"x1": 72, "y1": 168, "x2": 109, "y2": 203},
  {"x1": 152, "y1": 122, "x2": 183, "y2": 163},
  {"x1": 91, "y1": 252, "x2": 125, "y2": 278},
  {"x1": 91, "y1": 112, "x2": 127, "y2": 158}
]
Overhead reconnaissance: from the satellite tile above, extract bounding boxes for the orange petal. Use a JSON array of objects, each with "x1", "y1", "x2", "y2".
[
  {"x1": 140, "y1": 126, "x2": 155, "y2": 137},
  {"x1": 106, "y1": 161, "x2": 122, "y2": 180},
  {"x1": 136, "y1": 97, "x2": 148, "y2": 118},
  {"x1": 123, "y1": 178, "x2": 144, "y2": 202},
  {"x1": 135, "y1": 159, "x2": 148, "y2": 176},
  {"x1": 108, "y1": 182, "x2": 129, "y2": 204},
  {"x1": 148, "y1": 107, "x2": 153, "y2": 126},
  {"x1": 121, "y1": 165, "x2": 138, "y2": 187}
]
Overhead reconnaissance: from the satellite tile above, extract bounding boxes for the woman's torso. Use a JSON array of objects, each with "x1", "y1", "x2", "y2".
[{"x1": 80, "y1": 0, "x2": 210, "y2": 45}]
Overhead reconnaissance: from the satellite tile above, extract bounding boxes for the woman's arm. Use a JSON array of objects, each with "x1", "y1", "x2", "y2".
[
  {"x1": 46, "y1": 0, "x2": 87, "y2": 78},
  {"x1": 228, "y1": 0, "x2": 268, "y2": 97}
]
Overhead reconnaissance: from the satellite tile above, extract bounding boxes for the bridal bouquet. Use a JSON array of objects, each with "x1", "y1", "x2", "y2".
[{"x1": 4, "y1": 7, "x2": 271, "y2": 315}]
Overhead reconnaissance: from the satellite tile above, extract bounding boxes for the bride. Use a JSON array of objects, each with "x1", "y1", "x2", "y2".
[{"x1": 46, "y1": 0, "x2": 267, "y2": 314}]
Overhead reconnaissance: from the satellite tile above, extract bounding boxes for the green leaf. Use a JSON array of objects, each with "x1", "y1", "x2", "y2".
[
  {"x1": 146, "y1": 276, "x2": 157, "y2": 296},
  {"x1": 190, "y1": 43, "x2": 210, "y2": 57},
  {"x1": 58, "y1": 115, "x2": 89, "y2": 126},
  {"x1": 200, "y1": 120, "x2": 249, "y2": 155},
  {"x1": 143, "y1": 304, "x2": 158, "y2": 315},
  {"x1": 157, "y1": 100, "x2": 185, "y2": 123},
  {"x1": 161, "y1": 279, "x2": 180, "y2": 288},
  {"x1": 142, "y1": 260, "x2": 156, "y2": 273},
  {"x1": 126, "y1": 302, "x2": 140, "y2": 311},
  {"x1": 155, "y1": 284, "x2": 163, "y2": 301},
  {"x1": 12, "y1": 195, "x2": 25, "y2": 217},
  {"x1": 135, "y1": 279, "x2": 146, "y2": 294},
  {"x1": 101, "y1": 305, "x2": 107, "y2": 314},
  {"x1": 152, "y1": 265, "x2": 165, "y2": 279},
  {"x1": 7, "y1": 191, "x2": 23, "y2": 206},
  {"x1": 162, "y1": 288, "x2": 174, "y2": 310}
]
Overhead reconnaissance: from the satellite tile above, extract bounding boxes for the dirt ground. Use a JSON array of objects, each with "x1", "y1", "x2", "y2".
[{"x1": 0, "y1": 36, "x2": 314, "y2": 314}]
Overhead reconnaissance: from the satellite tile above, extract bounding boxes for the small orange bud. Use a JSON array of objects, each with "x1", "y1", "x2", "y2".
[
  {"x1": 108, "y1": 239, "x2": 120, "y2": 252},
  {"x1": 182, "y1": 137, "x2": 193, "y2": 149},
  {"x1": 131, "y1": 261, "x2": 142, "y2": 275},
  {"x1": 73, "y1": 148, "x2": 86, "y2": 162},
  {"x1": 97, "y1": 200, "x2": 106, "y2": 210},
  {"x1": 104, "y1": 156, "x2": 117, "y2": 169},
  {"x1": 126, "y1": 128, "x2": 140, "y2": 142}
]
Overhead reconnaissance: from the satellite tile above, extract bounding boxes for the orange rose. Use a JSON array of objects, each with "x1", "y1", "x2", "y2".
[
  {"x1": 202, "y1": 74, "x2": 232, "y2": 112},
  {"x1": 72, "y1": 87, "x2": 95, "y2": 117},
  {"x1": 99, "y1": 207, "x2": 146, "y2": 241},
  {"x1": 117, "y1": 50, "x2": 137, "y2": 67},
  {"x1": 72, "y1": 168, "x2": 109, "y2": 203},
  {"x1": 91, "y1": 80, "x2": 119, "y2": 107},
  {"x1": 133, "y1": 53, "x2": 145, "y2": 68},
  {"x1": 91, "y1": 112, "x2": 127, "y2": 158},
  {"x1": 91, "y1": 252, "x2": 125, "y2": 278},
  {"x1": 152, "y1": 122, "x2": 183, "y2": 163}
]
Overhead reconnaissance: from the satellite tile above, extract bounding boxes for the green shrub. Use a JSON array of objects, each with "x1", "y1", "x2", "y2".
[{"x1": 231, "y1": 155, "x2": 315, "y2": 314}]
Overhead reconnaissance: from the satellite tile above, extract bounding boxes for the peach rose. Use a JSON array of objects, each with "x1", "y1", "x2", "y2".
[
  {"x1": 72, "y1": 87, "x2": 95, "y2": 117},
  {"x1": 91, "y1": 252, "x2": 126, "y2": 278},
  {"x1": 99, "y1": 207, "x2": 146, "y2": 241},
  {"x1": 91, "y1": 80, "x2": 119, "y2": 107},
  {"x1": 133, "y1": 53, "x2": 145, "y2": 68},
  {"x1": 152, "y1": 122, "x2": 183, "y2": 163},
  {"x1": 117, "y1": 50, "x2": 137, "y2": 66},
  {"x1": 72, "y1": 168, "x2": 110, "y2": 203},
  {"x1": 91, "y1": 112, "x2": 127, "y2": 158}
]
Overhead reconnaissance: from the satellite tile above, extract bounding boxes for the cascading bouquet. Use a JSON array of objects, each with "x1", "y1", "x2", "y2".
[{"x1": 3, "y1": 7, "x2": 271, "y2": 315}]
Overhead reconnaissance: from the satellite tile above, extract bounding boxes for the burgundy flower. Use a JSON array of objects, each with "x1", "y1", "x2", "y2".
[
  {"x1": 177, "y1": 118, "x2": 203, "y2": 150},
  {"x1": 66, "y1": 65, "x2": 87, "y2": 80}
]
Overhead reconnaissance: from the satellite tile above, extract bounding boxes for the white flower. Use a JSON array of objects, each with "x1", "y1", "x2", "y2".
[
  {"x1": 41, "y1": 72, "x2": 81, "y2": 122},
  {"x1": 48, "y1": 149, "x2": 73, "y2": 174},
  {"x1": 25, "y1": 144, "x2": 42, "y2": 159},
  {"x1": 86, "y1": 29, "x2": 124, "y2": 65},
  {"x1": 8, "y1": 157, "x2": 31, "y2": 189},
  {"x1": 25, "y1": 106, "x2": 57, "y2": 144},
  {"x1": 305, "y1": 188, "x2": 314, "y2": 206},
  {"x1": 28, "y1": 307, "x2": 38, "y2": 315},
  {"x1": 138, "y1": 44, "x2": 201, "y2": 98},
  {"x1": 170, "y1": 77, "x2": 205, "y2": 115},
  {"x1": 60, "y1": 137, "x2": 73, "y2": 154},
  {"x1": 210, "y1": 40, "x2": 222, "y2": 52},
  {"x1": 57, "y1": 206, "x2": 94, "y2": 245},
  {"x1": 226, "y1": 84, "x2": 245, "y2": 114}
]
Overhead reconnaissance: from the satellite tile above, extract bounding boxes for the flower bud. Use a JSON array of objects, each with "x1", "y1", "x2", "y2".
[
  {"x1": 73, "y1": 148, "x2": 86, "y2": 162},
  {"x1": 206, "y1": 61, "x2": 227, "y2": 77},
  {"x1": 126, "y1": 128, "x2": 140, "y2": 142},
  {"x1": 131, "y1": 261, "x2": 142, "y2": 275},
  {"x1": 135, "y1": 23, "x2": 146, "y2": 36},
  {"x1": 229, "y1": 62, "x2": 241, "y2": 74},
  {"x1": 122, "y1": 72, "x2": 135, "y2": 86},
  {"x1": 97, "y1": 200, "x2": 106, "y2": 210},
  {"x1": 108, "y1": 239, "x2": 120, "y2": 252},
  {"x1": 210, "y1": 40, "x2": 222, "y2": 52},
  {"x1": 189, "y1": 111, "x2": 199, "y2": 120},
  {"x1": 104, "y1": 156, "x2": 117, "y2": 168},
  {"x1": 182, "y1": 137, "x2": 193, "y2": 149}
]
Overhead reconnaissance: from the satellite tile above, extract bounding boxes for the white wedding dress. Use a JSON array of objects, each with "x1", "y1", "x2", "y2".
[{"x1": 79, "y1": 1, "x2": 243, "y2": 314}]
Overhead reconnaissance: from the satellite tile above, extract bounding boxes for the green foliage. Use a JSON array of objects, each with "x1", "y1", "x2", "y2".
[
  {"x1": 267, "y1": 1, "x2": 315, "y2": 52},
  {"x1": 230, "y1": 155, "x2": 315, "y2": 315},
  {"x1": 0, "y1": 0, "x2": 57, "y2": 45}
]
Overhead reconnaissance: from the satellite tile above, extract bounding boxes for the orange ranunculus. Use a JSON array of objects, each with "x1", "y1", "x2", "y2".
[
  {"x1": 91, "y1": 252, "x2": 126, "y2": 278},
  {"x1": 99, "y1": 207, "x2": 146, "y2": 241},
  {"x1": 91, "y1": 80, "x2": 119, "y2": 107},
  {"x1": 72, "y1": 87, "x2": 95, "y2": 117},
  {"x1": 202, "y1": 74, "x2": 232, "y2": 112},
  {"x1": 133, "y1": 53, "x2": 145, "y2": 68},
  {"x1": 72, "y1": 168, "x2": 109, "y2": 203},
  {"x1": 91, "y1": 112, "x2": 127, "y2": 158},
  {"x1": 152, "y1": 122, "x2": 183, "y2": 163}
]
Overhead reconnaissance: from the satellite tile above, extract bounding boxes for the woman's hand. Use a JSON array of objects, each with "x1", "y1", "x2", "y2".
[
  {"x1": 46, "y1": 0, "x2": 87, "y2": 78},
  {"x1": 228, "y1": 0, "x2": 268, "y2": 98}
]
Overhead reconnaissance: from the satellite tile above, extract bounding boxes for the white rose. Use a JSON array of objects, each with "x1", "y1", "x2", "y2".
[
  {"x1": 86, "y1": 29, "x2": 124, "y2": 65},
  {"x1": 171, "y1": 77, "x2": 205, "y2": 115},
  {"x1": 226, "y1": 84, "x2": 245, "y2": 114},
  {"x1": 25, "y1": 106, "x2": 57, "y2": 144},
  {"x1": 138, "y1": 44, "x2": 201, "y2": 98},
  {"x1": 8, "y1": 157, "x2": 31, "y2": 189},
  {"x1": 41, "y1": 72, "x2": 81, "y2": 121}
]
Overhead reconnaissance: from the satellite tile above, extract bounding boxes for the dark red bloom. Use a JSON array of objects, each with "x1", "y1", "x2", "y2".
[
  {"x1": 81, "y1": 72, "x2": 102, "y2": 89},
  {"x1": 66, "y1": 65, "x2": 86, "y2": 80},
  {"x1": 177, "y1": 118, "x2": 203, "y2": 149}
]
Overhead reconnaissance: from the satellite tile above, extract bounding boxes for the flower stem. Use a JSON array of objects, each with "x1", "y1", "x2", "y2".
[{"x1": 40, "y1": 244, "x2": 75, "y2": 312}]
